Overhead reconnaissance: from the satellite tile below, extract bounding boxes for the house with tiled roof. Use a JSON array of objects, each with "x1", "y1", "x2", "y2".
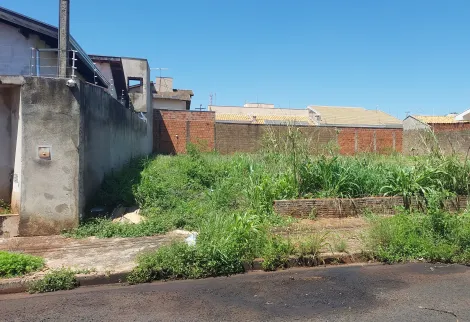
[
  {"x1": 403, "y1": 113, "x2": 470, "y2": 131},
  {"x1": 209, "y1": 104, "x2": 402, "y2": 128}
]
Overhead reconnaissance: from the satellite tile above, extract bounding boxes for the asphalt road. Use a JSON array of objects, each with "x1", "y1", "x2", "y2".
[{"x1": 1, "y1": 263, "x2": 469, "y2": 322}]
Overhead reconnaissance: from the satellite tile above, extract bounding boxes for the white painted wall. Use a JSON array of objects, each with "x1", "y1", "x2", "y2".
[
  {"x1": 153, "y1": 98, "x2": 186, "y2": 110},
  {"x1": 0, "y1": 22, "x2": 57, "y2": 76}
]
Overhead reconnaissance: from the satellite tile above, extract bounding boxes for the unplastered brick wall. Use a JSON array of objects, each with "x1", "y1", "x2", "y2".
[
  {"x1": 337, "y1": 128, "x2": 402, "y2": 155},
  {"x1": 274, "y1": 196, "x2": 468, "y2": 218},
  {"x1": 403, "y1": 127, "x2": 470, "y2": 156},
  {"x1": 153, "y1": 110, "x2": 215, "y2": 154},
  {"x1": 215, "y1": 123, "x2": 402, "y2": 155},
  {"x1": 215, "y1": 123, "x2": 337, "y2": 154}
]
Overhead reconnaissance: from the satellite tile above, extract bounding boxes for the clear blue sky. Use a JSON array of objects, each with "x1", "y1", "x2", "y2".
[{"x1": 3, "y1": 0, "x2": 470, "y2": 119}]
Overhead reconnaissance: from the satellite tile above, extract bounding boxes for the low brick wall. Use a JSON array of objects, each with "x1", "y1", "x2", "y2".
[{"x1": 274, "y1": 196, "x2": 469, "y2": 218}]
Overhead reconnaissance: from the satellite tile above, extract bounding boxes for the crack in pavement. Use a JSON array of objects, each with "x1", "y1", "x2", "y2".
[{"x1": 419, "y1": 306, "x2": 459, "y2": 321}]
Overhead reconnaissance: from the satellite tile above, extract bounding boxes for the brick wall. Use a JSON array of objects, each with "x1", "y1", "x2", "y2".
[
  {"x1": 216, "y1": 123, "x2": 402, "y2": 155},
  {"x1": 403, "y1": 126, "x2": 470, "y2": 156},
  {"x1": 153, "y1": 110, "x2": 215, "y2": 154},
  {"x1": 215, "y1": 123, "x2": 338, "y2": 154},
  {"x1": 274, "y1": 196, "x2": 468, "y2": 218},
  {"x1": 337, "y1": 128, "x2": 402, "y2": 155}
]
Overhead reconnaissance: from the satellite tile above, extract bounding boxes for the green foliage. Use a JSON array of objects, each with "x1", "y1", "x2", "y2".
[
  {"x1": 0, "y1": 252, "x2": 44, "y2": 278},
  {"x1": 128, "y1": 213, "x2": 266, "y2": 283},
  {"x1": 294, "y1": 232, "x2": 331, "y2": 257},
  {"x1": 28, "y1": 269, "x2": 78, "y2": 293},
  {"x1": 0, "y1": 199, "x2": 11, "y2": 215},
  {"x1": 333, "y1": 237, "x2": 348, "y2": 253},
  {"x1": 260, "y1": 236, "x2": 294, "y2": 271},
  {"x1": 367, "y1": 194, "x2": 470, "y2": 264},
  {"x1": 89, "y1": 158, "x2": 148, "y2": 212}
]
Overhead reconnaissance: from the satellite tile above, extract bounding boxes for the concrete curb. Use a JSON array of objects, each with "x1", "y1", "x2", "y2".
[
  {"x1": 0, "y1": 271, "x2": 132, "y2": 295},
  {"x1": 0, "y1": 252, "x2": 369, "y2": 295}
]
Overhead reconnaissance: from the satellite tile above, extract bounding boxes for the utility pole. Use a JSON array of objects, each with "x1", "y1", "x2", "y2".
[{"x1": 58, "y1": 0, "x2": 70, "y2": 78}]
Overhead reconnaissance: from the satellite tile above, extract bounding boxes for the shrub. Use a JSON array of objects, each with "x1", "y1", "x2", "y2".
[
  {"x1": 128, "y1": 213, "x2": 267, "y2": 284},
  {"x1": 28, "y1": 269, "x2": 78, "y2": 293},
  {"x1": 367, "y1": 209, "x2": 470, "y2": 264},
  {"x1": 0, "y1": 251, "x2": 44, "y2": 278},
  {"x1": 260, "y1": 236, "x2": 294, "y2": 271}
]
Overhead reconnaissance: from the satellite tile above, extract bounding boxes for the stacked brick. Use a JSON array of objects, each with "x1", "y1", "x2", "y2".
[
  {"x1": 153, "y1": 110, "x2": 215, "y2": 154},
  {"x1": 274, "y1": 196, "x2": 468, "y2": 218}
]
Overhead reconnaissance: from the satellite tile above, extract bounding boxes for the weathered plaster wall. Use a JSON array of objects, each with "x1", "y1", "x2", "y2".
[
  {"x1": 121, "y1": 58, "x2": 150, "y2": 113},
  {"x1": 0, "y1": 22, "x2": 57, "y2": 76},
  {"x1": 19, "y1": 77, "x2": 81, "y2": 235},
  {"x1": 0, "y1": 85, "x2": 20, "y2": 203},
  {"x1": 17, "y1": 77, "x2": 152, "y2": 236},
  {"x1": 152, "y1": 98, "x2": 186, "y2": 111},
  {"x1": 93, "y1": 61, "x2": 117, "y2": 99},
  {"x1": 81, "y1": 82, "x2": 150, "y2": 205}
]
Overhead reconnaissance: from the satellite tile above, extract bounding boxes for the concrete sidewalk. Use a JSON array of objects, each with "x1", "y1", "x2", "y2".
[{"x1": 0, "y1": 230, "x2": 191, "y2": 274}]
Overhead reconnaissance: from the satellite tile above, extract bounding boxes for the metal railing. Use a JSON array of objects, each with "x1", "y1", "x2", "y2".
[{"x1": 0, "y1": 45, "x2": 77, "y2": 78}]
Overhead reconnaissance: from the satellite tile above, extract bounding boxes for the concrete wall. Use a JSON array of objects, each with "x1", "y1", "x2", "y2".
[
  {"x1": 81, "y1": 81, "x2": 150, "y2": 204},
  {"x1": 0, "y1": 85, "x2": 20, "y2": 203},
  {"x1": 14, "y1": 77, "x2": 151, "y2": 236},
  {"x1": 0, "y1": 22, "x2": 57, "y2": 76},
  {"x1": 19, "y1": 77, "x2": 81, "y2": 235},
  {"x1": 93, "y1": 62, "x2": 117, "y2": 99},
  {"x1": 154, "y1": 110, "x2": 215, "y2": 154},
  {"x1": 152, "y1": 98, "x2": 186, "y2": 111},
  {"x1": 121, "y1": 58, "x2": 151, "y2": 113},
  {"x1": 403, "y1": 116, "x2": 429, "y2": 130}
]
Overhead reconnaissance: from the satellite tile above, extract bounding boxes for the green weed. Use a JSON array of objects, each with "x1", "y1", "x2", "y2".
[
  {"x1": 28, "y1": 269, "x2": 78, "y2": 293},
  {"x1": 0, "y1": 252, "x2": 44, "y2": 278}
]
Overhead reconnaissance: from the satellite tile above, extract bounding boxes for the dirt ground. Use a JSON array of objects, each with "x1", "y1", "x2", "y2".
[{"x1": 273, "y1": 217, "x2": 371, "y2": 255}]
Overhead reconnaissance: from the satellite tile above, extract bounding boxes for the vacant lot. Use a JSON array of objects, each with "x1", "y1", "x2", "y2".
[{"x1": 67, "y1": 133, "x2": 470, "y2": 282}]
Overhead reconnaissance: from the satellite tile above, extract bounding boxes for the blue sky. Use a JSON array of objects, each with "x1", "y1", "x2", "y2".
[{"x1": 3, "y1": 0, "x2": 470, "y2": 119}]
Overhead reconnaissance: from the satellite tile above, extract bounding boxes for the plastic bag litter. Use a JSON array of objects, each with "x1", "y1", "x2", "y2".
[{"x1": 185, "y1": 232, "x2": 198, "y2": 246}]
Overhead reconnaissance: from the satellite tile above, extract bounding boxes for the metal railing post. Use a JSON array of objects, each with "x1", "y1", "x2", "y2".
[
  {"x1": 30, "y1": 47, "x2": 35, "y2": 76},
  {"x1": 71, "y1": 50, "x2": 77, "y2": 79}
]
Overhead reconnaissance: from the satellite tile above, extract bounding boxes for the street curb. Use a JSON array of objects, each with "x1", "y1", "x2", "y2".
[
  {"x1": 244, "y1": 252, "x2": 369, "y2": 271},
  {"x1": 0, "y1": 252, "x2": 368, "y2": 295},
  {"x1": 0, "y1": 271, "x2": 132, "y2": 295}
]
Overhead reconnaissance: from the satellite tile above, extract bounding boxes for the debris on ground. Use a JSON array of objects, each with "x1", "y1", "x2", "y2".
[{"x1": 112, "y1": 207, "x2": 145, "y2": 224}]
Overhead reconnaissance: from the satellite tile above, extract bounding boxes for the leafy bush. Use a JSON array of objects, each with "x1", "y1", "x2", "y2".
[
  {"x1": 260, "y1": 236, "x2": 294, "y2": 271},
  {"x1": 28, "y1": 269, "x2": 78, "y2": 293},
  {"x1": 367, "y1": 202, "x2": 470, "y2": 264},
  {"x1": 0, "y1": 251, "x2": 44, "y2": 278},
  {"x1": 128, "y1": 213, "x2": 266, "y2": 283}
]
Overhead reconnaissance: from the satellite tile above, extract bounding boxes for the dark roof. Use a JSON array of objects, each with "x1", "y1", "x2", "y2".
[
  {"x1": 150, "y1": 82, "x2": 193, "y2": 101},
  {"x1": 0, "y1": 6, "x2": 109, "y2": 87},
  {"x1": 89, "y1": 55, "x2": 128, "y2": 102}
]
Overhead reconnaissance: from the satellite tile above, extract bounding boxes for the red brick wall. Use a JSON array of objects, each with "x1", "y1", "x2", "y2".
[
  {"x1": 337, "y1": 127, "x2": 402, "y2": 155},
  {"x1": 153, "y1": 114, "x2": 402, "y2": 155},
  {"x1": 153, "y1": 110, "x2": 215, "y2": 154},
  {"x1": 431, "y1": 123, "x2": 470, "y2": 132},
  {"x1": 274, "y1": 196, "x2": 468, "y2": 218}
]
